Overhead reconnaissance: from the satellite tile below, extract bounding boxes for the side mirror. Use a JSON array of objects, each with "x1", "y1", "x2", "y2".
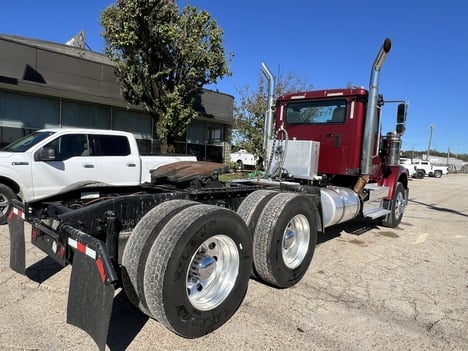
[
  {"x1": 34, "y1": 147, "x2": 56, "y2": 161},
  {"x1": 397, "y1": 103, "x2": 407, "y2": 123},
  {"x1": 396, "y1": 102, "x2": 408, "y2": 135}
]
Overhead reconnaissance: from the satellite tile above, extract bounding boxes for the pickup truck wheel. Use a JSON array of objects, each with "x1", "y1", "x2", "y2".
[
  {"x1": 382, "y1": 182, "x2": 407, "y2": 228},
  {"x1": 434, "y1": 170, "x2": 442, "y2": 178},
  {"x1": 236, "y1": 160, "x2": 243, "y2": 170},
  {"x1": 254, "y1": 193, "x2": 317, "y2": 288},
  {"x1": 416, "y1": 170, "x2": 425, "y2": 179},
  {"x1": 143, "y1": 204, "x2": 252, "y2": 338},
  {"x1": 122, "y1": 199, "x2": 198, "y2": 316},
  {"x1": 0, "y1": 184, "x2": 17, "y2": 224}
]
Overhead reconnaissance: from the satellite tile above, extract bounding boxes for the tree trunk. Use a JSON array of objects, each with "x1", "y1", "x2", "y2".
[{"x1": 160, "y1": 138, "x2": 168, "y2": 154}]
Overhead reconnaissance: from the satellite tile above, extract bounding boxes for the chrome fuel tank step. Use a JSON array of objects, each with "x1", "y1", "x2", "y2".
[{"x1": 362, "y1": 184, "x2": 390, "y2": 219}]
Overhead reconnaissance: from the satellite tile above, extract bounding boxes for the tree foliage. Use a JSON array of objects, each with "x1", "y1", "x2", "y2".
[
  {"x1": 101, "y1": 0, "x2": 231, "y2": 152},
  {"x1": 233, "y1": 71, "x2": 313, "y2": 160}
]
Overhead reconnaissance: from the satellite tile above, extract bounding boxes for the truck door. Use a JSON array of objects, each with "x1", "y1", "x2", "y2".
[
  {"x1": 32, "y1": 133, "x2": 97, "y2": 199},
  {"x1": 90, "y1": 134, "x2": 141, "y2": 185}
]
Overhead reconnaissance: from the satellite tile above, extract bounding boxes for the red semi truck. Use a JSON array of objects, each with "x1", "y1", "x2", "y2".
[{"x1": 7, "y1": 38, "x2": 408, "y2": 350}]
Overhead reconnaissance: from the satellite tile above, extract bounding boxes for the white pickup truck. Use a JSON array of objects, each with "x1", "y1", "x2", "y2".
[
  {"x1": 230, "y1": 149, "x2": 258, "y2": 169},
  {"x1": 0, "y1": 128, "x2": 195, "y2": 223},
  {"x1": 412, "y1": 159, "x2": 448, "y2": 178},
  {"x1": 399, "y1": 157, "x2": 417, "y2": 178}
]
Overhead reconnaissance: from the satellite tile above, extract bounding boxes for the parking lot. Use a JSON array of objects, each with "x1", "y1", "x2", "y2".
[{"x1": 1, "y1": 174, "x2": 467, "y2": 351}]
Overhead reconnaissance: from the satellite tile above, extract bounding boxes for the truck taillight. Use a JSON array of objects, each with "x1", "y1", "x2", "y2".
[
  {"x1": 51, "y1": 241, "x2": 65, "y2": 258},
  {"x1": 58, "y1": 244, "x2": 65, "y2": 258},
  {"x1": 31, "y1": 228, "x2": 38, "y2": 240}
]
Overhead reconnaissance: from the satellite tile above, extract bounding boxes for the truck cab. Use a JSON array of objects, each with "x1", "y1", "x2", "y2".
[
  {"x1": 277, "y1": 88, "x2": 374, "y2": 178},
  {"x1": 263, "y1": 38, "x2": 409, "y2": 229}
]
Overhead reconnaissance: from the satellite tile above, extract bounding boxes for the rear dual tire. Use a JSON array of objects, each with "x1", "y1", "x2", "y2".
[
  {"x1": 238, "y1": 190, "x2": 317, "y2": 288},
  {"x1": 121, "y1": 199, "x2": 198, "y2": 316},
  {"x1": 122, "y1": 201, "x2": 252, "y2": 338}
]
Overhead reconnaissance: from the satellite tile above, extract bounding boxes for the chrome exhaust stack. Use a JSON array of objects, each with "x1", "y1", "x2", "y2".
[
  {"x1": 360, "y1": 38, "x2": 392, "y2": 176},
  {"x1": 262, "y1": 61, "x2": 275, "y2": 162}
]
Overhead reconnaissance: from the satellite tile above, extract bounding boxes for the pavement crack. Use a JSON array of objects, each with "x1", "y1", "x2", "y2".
[{"x1": 426, "y1": 319, "x2": 440, "y2": 332}]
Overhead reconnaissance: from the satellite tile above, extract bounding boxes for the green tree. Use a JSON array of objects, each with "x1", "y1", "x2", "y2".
[
  {"x1": 101, "y1": 0, "x2": 231, "y2": 153},
  {"x1": 233, "y1": 71, "x2": 313, "y2": 163}
]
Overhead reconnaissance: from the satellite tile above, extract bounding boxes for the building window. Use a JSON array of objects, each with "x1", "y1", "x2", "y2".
[
  {"x1": 187, "y1": 120, "x2": 206, "y2": 144},
  {"x1": 61, "y1": 100, "x2": 111, "y2": 129},
  {"x1": 207, "y1": 123, "x2": 224, "y2": 145},
  {"x1": 112, "y1": 108, "x2": 152, "y2": 139},
  {"x1": 0, "y1": 90, "x2": 60, "y2": 129}
]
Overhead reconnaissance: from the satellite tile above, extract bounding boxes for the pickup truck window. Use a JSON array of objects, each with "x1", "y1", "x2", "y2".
[
  {"x1": 286, "y1": 99, "x2": 347, "y2": 124},
  {"x1": 45, "y1": 134, "x2": 89, "y2": 160},
  {"x1": 1, "y1": 131, "x2": 55, "y2": 152},
  {"x1": 91, "y1": 135, "x2": 131, "y2": 156}
]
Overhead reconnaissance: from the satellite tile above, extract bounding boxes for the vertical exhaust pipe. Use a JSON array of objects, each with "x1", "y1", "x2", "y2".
[
  {"x1": 360, "y1": 38, "x2": 392, "y2": 177},
  {"x1": 262, "y1": 62, "x2": 275, "y2": 162}
]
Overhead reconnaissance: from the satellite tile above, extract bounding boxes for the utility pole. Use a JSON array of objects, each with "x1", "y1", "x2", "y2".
[{"x1": 426, "y1": 125, "x2": 434, "y2": 161}]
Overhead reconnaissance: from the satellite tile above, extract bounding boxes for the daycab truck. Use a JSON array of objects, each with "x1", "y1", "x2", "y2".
[
  {"x1": 7, "y1": 38, "x2": 409, "y2": 350},
  {"x1": 0, "y1": 128, "x2": 195, "y2": 223}
]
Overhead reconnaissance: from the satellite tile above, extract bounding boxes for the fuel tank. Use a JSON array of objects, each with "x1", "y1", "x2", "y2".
[{"x1": 320, "y1": 187, "x2": 361, "y2": 228}]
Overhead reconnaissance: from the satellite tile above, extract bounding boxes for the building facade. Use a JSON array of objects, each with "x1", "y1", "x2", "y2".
[{"x1": 0, "y1": 34, "x2": 233, "y2": 162}]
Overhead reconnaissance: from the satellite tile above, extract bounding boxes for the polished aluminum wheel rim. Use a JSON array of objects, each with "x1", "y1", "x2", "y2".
[
  {"x1": 282, "y1": 214, "x2": 310, "y2": 269},
  {"x1": 394, "y1": 191, "x2": 406, "y2": 219},
  {"x1": 186, "y1": 235, "x2": 239, "y2": 311}
]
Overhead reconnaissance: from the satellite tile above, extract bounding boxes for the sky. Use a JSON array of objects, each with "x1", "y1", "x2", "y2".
[{"x1": 1, "y1": 1, "x2": 467, "y2": 155}]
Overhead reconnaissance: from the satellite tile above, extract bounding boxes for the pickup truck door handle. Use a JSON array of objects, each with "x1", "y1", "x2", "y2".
[
  {"x1": 127, "y1": 163, "x2": 136, "y2": 167},
  {"x1": 83, "y1": 164, "x2": 95, "y2": 168}
]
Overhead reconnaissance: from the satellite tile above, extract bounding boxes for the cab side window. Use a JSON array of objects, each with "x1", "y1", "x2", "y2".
[
  {"x1": 46, "y1": 134, "x2": 89, "y2": 160},
  {"x1": 90, "y1": 135, "x2": 131, "y2": 156}
]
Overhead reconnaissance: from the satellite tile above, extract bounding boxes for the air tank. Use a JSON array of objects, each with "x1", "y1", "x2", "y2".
[{"x1": 320, "y1": 187, "x2": 361, "y2": 228}]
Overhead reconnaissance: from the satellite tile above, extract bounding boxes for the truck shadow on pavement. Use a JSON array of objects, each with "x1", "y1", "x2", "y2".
[
  {"x1": 26, "y1": 257, "x2": 64, "y2": 283},
  {"x1": 107, "y1": 291, "x2": 149, "y2": 351},
  {"x1": 409, "y1": 199, "x2": 468, "y2": 217},
  {"x1": 25, "y1": 257, "x2": 149, "y2": 350},
  {"x1": 317, "y1": 220, "x2": 380, "y2": 244}
]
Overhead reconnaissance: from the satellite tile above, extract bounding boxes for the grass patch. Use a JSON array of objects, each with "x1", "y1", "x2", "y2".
[
  {"x1": 219, "y1": 172, "x2": 247, "y2": 182},
  {"x1": 219, "y1": 170, "x2": 264, "y2": 182}
]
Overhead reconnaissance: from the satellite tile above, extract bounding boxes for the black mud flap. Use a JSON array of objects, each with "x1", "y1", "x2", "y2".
[
  {"x1": 64, "y1": 225, "x2": 117, "y2": 351},
  {"x1": 7, "y1": 203, "x2": 26, "y2": 274}
]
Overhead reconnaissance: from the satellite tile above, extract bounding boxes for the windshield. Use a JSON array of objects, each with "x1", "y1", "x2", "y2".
[
  {"x1": 1, "y1": 131, "x2": 56, "y2": 152},
  {"x1": 286, "y1": 99, "x2": 347, "y2": 124}
]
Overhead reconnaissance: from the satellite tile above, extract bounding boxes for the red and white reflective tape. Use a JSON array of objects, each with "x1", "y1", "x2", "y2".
[
  {"x1": 12, "y1": 207, "x2": 25, "y2": 219},
  {"x1": 67, "y1": 238, "x2": 106, "y2": 282},
  {"x1": 68, "y1": 238, "x2": 97, "y2": 259}
]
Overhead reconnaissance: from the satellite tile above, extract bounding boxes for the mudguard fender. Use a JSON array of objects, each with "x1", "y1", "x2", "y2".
[
  {"x1": 63, "y1": 225, "x2": 118, "y2": 351},
  {"x1": 7, "y1": 201, "x2": 26, "y2": 274}
]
